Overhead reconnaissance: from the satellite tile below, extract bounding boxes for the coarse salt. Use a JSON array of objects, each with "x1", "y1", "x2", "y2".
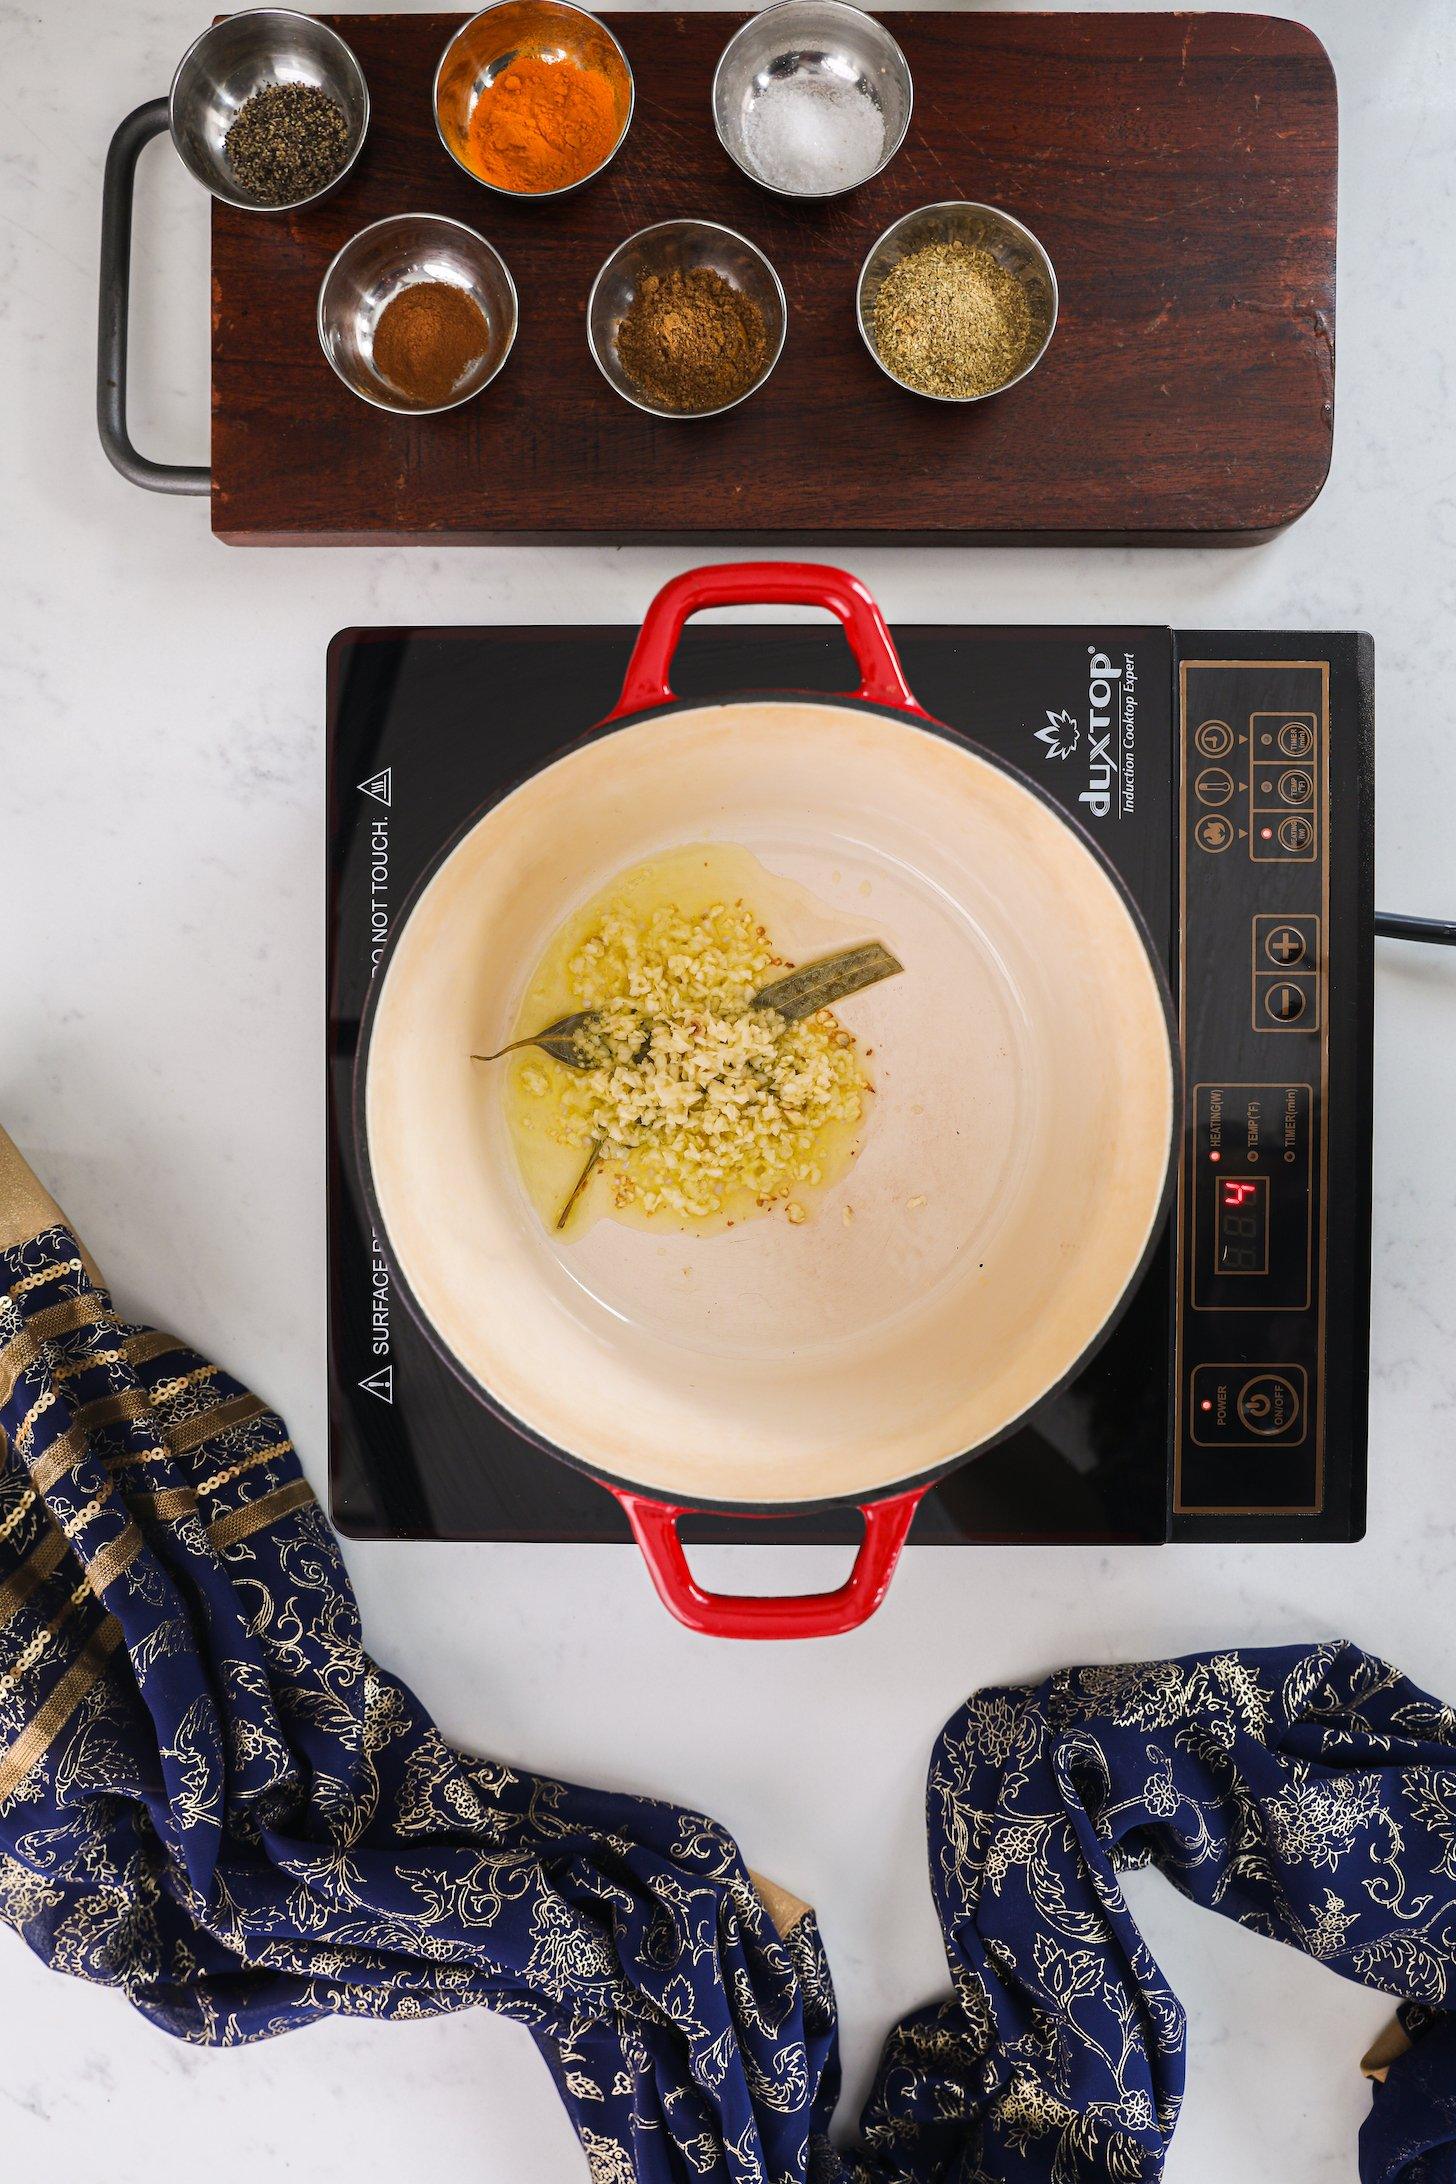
[{"x1": 741, "y1": 74, "x2": 885, "y2": 195}]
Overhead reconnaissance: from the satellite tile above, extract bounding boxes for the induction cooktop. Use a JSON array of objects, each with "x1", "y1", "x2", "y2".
[{"x1": 326, "y1": 623, "x2": 1373, "y2": 1547}]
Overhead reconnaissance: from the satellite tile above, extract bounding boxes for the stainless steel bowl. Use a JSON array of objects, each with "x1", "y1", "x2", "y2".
[
  {"x1": 317, "y1": 215, "x2": 519, "y2": 415},
  {"x1": 857, "y1": 200, "x2": 1058, "y2": 402},
  {"x1": 434, "y1": 0, "x2": 634, "y2": 201},
  {"x1": 712, "y1": 0, "x2": 911, "y2": 201},
  {"x1": 169, "y1": 8, "x2": 369, "y2": 212},
  {"x1": 587, "y1": 219, "x2": 787, "y2": 420}
]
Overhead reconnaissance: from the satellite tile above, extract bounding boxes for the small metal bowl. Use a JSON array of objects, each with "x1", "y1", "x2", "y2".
[
  {"x1": 434, "y1": 0, "x2": 634, "y2": 201},
  {"x1": 587, "y1": 219, "x2": 787, "y2": 421},
  {"x1": 857, "y1": 200, "x2": 1058, "y2": 402},
  {"x1": 317, "y1": 215, "x2": 518, "y2": 415},
  {"x1": 713, "y1": 0, "x2": 911, "y2": 201},
  {"x1": 169, "y1": 8, "x2": 369, "y2": 212}
]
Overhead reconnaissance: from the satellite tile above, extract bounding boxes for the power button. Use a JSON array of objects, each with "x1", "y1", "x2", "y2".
[
  {"x1": 1190, "y1": 1362, "x2": 1308, "y2": 1447},
  {"x1": 1237, "y1": 1373, "x2": 1303, "y2": 1437}
]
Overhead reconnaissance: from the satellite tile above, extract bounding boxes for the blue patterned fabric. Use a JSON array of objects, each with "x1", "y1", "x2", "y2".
[
  {"x1": 2, "y1": 1220, "x2": 1454, "y2": 2183},
  {"x1": 1363, "y1": 2012, "x2": 1456, "y2": 2184},
  {"x1": 851, "y1": 1648, "x2": 1456, "y2": 2182},
  {"x1": 0, "y1": 1227, "x2": 839, "y2": 2179}
]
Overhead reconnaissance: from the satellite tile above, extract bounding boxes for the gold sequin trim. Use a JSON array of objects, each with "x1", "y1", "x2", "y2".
[
  {"x1": 82, "y1": 1524, "x2": 142, "y2": 1599},
  {"x1": 59, "y1": 1494, "x2": 113, "y2": 1541},
  {"x1": 0, "y1": 1619, "x2": 122, "y2": 1804},
  {"x1": 13, "y1": 1386, "x2": 56, "y2": 1452},
  {"x1": 0, "y1": 1292, "x2": 109, "y2": 1408},
  {"x1": 194, "y1": 1438, "x2": 295, "y2": 1498},
  {"x1": 124, "y1": 1329, "x2": 185, "y2": 1368},
  {"x1": 75, "y1": 1386, "x2": 154, "y2": 1435},
  {"x1": 29, "y1": 1422, "x2": 91, "y2": 1495},
  {"x1": 0, "y1": 1486, "x2": 38, "y2": 1547},
  {"x1": 8, "y1": 1257, "x2": 83, "y2": 1300},
  {"x1": 131, "y1": 1487, "x2": 198, "y2": 1523},
  {"x1": 0, "y1": 1583, "x2": 93, "y2": 1694},
  {"x1": 0, "y1": 1526, "x2": 68, "y2": 1632},
  {"x1": 106, "y1": 1443, "x2": 172, "y2": 1472},
  {"x1": 168, "y1": 1392, "x2": 266, "y2": 1456},
  {"x1": 210, "y1": 1477, "x2": 314, "y2": 1550},
  {"x1": 149, "y1": 1365, "x2": 219, "y2": 1404},
  {"x1": 52, "y1": 1344, "x2": 126, "y2": 1383}
]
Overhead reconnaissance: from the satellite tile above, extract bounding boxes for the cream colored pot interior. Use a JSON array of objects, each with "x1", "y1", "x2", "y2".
[{"x1": 365, "y1": 700, "x2": 1175, "y2": 1505}]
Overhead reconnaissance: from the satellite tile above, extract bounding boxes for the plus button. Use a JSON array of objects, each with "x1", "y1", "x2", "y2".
[{"x1": 1261, "y1": 921, "x2": 1311, "y2": 970}]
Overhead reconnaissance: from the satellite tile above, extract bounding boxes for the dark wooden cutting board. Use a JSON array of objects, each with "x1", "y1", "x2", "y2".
[{"x1": 211, "y1": 11, "x2": 1337, "y2": 545}]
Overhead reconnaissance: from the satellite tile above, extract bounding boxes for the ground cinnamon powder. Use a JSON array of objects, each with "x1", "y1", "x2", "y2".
[
  {"x1": 466, "y1": 52, "x2": 619, "y2": 193},
  {"x1": 372, "y1": 281, "x2": 490, "y2": 408},
  {"x1": 616, "y1": 267, "x2": 770, "y2": 414}
]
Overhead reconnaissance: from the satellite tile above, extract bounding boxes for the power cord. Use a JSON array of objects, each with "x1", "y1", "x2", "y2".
[{"x1": 1375, "y1": 913, "x2": 1456, "y2": 947}]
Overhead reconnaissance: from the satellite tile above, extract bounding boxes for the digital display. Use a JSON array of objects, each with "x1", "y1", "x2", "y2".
[{"x1": 1214, "y1": 1174, "x2": 1269, "y2": 1275}]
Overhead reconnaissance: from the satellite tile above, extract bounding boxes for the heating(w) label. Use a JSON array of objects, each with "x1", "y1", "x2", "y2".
[{"x1": 1191, "y1": 1083, "x2": 1312, "y2": 1311}]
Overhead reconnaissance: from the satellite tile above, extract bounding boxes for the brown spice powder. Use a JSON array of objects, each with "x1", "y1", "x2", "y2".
[
  {"x1": 372, "y1": 281, "x2": 490, "y2": 408},
  {"x1": 616, "y1": 267, "x2": 770, "y2": 414}
]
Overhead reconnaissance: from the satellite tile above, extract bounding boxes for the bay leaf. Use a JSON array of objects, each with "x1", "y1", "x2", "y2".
[
  {"x1": 556, "y1": 1138, "x2": 606, "y2": 1230},
  {"x1": 474, "y1": 942, "x2": 903, "y2": 1080},
  {"x1": 472, "y1": 1011, "x2": 642, "y2": 1072},
  {"x1": 751, "y1": 942, "x2": 904, "y2": 1021}
]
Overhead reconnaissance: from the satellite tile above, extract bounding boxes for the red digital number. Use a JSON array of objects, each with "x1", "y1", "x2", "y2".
[{"x1": 1222, "y1": 1180, "x2": 1258, "y2": 1207}]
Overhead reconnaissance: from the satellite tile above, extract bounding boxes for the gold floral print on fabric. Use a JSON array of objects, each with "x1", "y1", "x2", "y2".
[
  {"x1": 0, "y1": 1619, "x2": 123, "y2": 1801},
  {"x1": 0, "y1": 1527, "x2": 69, "y2": 1629}
]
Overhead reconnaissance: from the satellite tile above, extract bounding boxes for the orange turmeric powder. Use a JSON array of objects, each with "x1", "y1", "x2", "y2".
[{"x1": 466, "y1": 52, "x2": 620, "y2": 193}]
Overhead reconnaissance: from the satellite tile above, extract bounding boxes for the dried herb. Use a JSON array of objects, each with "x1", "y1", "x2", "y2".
[
  {"x1": 224, "y1": 82, "x2": 352, "y2": 206},
  {"x1": 474, "y1": 942, "x2": 903, "y2": 1075},
  {"x1": 752, "y1": 942, "x2": 902, "y2": 1019},
  {"x1": 872, "y1": 241, "x2": 1033, "y2": 400},
  {"x1": 473, "y1": 1012, "x2": 648, "y2": 1070},
  {"x1": 616, "y1": 267, "x2": 769, "y2": 413},
  {"x1": 556, "y1": 1138, "x2": 606, "y2": 1231}
]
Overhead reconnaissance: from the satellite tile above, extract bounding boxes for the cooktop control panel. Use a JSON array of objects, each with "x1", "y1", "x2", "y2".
[{"x1": 1173, "y1": 656, "x2": 1366, "y2": 1537}]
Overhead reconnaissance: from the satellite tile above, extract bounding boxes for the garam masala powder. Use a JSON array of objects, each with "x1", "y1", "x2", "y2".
[{"x1": 616, "y1": 267, "x2": 771, "y2": 413}]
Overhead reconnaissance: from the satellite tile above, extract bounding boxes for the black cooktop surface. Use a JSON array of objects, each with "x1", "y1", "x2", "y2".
[{"x1": 327, "y1": 623, "x2": 1372, "y2": 1547}]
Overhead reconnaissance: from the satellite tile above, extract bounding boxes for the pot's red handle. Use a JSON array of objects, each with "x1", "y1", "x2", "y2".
[
  {"x1": 608, "y1": 561, "x2": 925, "y2": 720},
  {"x1": 608, "y1": 1486, "x2": 923, "y2": 1639}
]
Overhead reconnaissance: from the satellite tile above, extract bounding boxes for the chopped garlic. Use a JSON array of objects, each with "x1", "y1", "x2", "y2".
[{"x1": 545, "y1": 897, "x2": 867, "y2": 1223}]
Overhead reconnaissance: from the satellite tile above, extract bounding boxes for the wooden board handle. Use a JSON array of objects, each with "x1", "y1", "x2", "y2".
[{"x1": 98, "y1": 100, "x2": 210, "y2": 496}]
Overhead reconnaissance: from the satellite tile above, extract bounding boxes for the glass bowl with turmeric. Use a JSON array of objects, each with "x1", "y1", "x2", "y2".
[{"x1": 434, "y1": 0, "x2": 634, "y2": 200}]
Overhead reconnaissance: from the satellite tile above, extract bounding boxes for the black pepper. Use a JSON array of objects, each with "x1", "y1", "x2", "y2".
[{"x1": 225, "y1": 82, "x2": 352, "y2": 207}]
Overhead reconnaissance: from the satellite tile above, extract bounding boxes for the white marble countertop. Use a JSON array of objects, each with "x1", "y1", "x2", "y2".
[{"x1": 5, "y1": 0, "x2": 1456, "y2": 2174}]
